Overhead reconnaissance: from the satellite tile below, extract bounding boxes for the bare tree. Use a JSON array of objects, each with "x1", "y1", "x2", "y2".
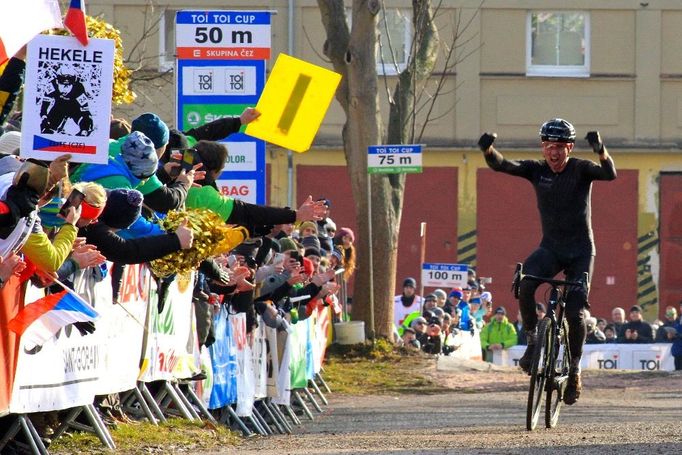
[{"x1": 317, "y1": 0, "x2": 480, "y2": 338}]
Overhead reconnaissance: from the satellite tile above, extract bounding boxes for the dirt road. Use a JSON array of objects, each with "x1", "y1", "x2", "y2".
[{"x1": 231, "y1": 363, "x2": 682, "y2": 455}]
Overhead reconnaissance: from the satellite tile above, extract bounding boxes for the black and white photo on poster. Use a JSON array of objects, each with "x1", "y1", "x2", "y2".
[
  {"x1": 21, "y1": 35, "x2": 114, "y2": 164},
  {"x1": 35, "y1": 61, "x2": 100, "y2": 136}
]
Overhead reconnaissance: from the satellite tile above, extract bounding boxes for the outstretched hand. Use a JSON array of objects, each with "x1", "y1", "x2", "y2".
[
  {"x1": 585, "y1": 131, "x2": 603, "y2": 154},
  {"x1": 478, "y1": 132, "x2": 497, "y2": 152}
]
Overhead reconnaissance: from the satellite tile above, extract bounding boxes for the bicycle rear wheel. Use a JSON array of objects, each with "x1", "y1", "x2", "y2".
[
  {"x1": 545, "y1": 318, "x2": 570, "y2": 428},
  {"x1": 526, "y1": 318, "x2": 551, "y2": 431}
]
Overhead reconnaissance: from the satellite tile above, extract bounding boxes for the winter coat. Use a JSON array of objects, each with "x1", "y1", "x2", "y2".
[{"x1": 479, "y1": 316, "x2": 518, "y2": 350}]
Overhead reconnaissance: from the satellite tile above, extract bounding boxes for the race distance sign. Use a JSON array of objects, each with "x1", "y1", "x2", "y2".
[{"x1": 175, "y1": 11, "x2": 271, "y2": 60}]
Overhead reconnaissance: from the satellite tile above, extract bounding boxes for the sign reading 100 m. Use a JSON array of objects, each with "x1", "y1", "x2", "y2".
[{"x1": 421, "y1": 263, "x2": 468, "y2": 288}]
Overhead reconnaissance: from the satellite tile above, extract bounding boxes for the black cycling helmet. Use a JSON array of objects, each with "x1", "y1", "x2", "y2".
[{"x1": 539, "y1": 118, "x2": 576, "y2": 143}]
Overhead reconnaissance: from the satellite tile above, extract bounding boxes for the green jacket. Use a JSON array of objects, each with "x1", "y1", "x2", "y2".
[
  {"x1": 185, "y1": 185, "x2": 235, "y2": 221},
  {"x1": 479, "y1": 316, "x2": 517, "y2": 350}
]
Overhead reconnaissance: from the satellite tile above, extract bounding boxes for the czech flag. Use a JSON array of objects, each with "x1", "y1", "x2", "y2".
[
  {"x1": 0, "y1": 0, "x2": 63, "y2": 66},
  {"x1": 7, "y1": 290, "x2": 99, "y2": 348},
  {"x1": 64, "y1": 0, "x2": 89, "y2": 46}
]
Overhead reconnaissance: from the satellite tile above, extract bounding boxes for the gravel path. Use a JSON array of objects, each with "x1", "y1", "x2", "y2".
[{"x1": 222, "y1": 366, "x2": 682, "y2": 455}]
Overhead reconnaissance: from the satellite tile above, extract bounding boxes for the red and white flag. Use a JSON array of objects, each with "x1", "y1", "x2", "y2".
[
  {"x1": 64, "y1": 0, "x2": 89, "y2": 46},
  {"x1": 0, "y1": 0, "x2": 63, "y2": 66}
]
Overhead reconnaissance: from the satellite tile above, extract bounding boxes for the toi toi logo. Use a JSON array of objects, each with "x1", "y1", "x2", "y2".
[
  {"x1": 227, "y1": 72, "x2": 244, "y2": 91},
  {"x1": 196, "y1": 73, "x2": 213, "y2": 92},
  {"x1": 639, "y1": 359, "x2": 660, "y2": 371},
  {"x1": 597, "y1": 358, "x2": 618, "y2": 369}
]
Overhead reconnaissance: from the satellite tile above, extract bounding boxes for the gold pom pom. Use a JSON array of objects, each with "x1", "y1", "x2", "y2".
[{"x1": 149, "y1": 208, "x2": 248, "y2": 278}]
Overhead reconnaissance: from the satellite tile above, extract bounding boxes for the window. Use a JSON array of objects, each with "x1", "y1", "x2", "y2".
[
  {"x1": 158, "y1": 9, "x2": 179, "y2": 71},
  {"x1": 526, "y1": 11, "x2": 590, "y2": 77},
  {"x1": 347, "y1": 8, "x2": 413, "y2": 75},
  {"x1": 377, "y1": 9, "x2": 413, "y2": 75}
]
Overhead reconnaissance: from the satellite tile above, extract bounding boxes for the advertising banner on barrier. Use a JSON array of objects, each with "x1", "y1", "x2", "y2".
[
  {"x1": 313, "y1": 307, "x2": 331, "y2": 374},
  {"x1": 233, "y1": 313, "x2": 255, "y2": 416},
  {"x1": 493, "y1": 343, "x2": 675, "y2": 371},
  {"x1": 208, "y1": 306, "x2": 237, "y2": 409},
  {"x1": 273, "y1": 330, "x2": 291, "y2": 406},
  {"x1": 265, "y1": 326, "x2": 280, "y2": 398},
  {"x1": 305, "y1": 316, "x2": 315, "y2": 381},
  {"x1": 446, "y1": 329, "x2": 483, "y2": 361},
  {"x1": 80, "y1": 264, "x2": 149, "y2": 395},
  {"x1": 252, "y1": 317, "x2": 267, "y2": 399},
  {"x1": 10, "y1": 285, "x2": 102, "y2": 413},
  {"x1": 140, "y1": 273, "x2": 201, "y2": 382},
  {"x1": 289, "y1": 320, "x2": 308, "y2": 389}
]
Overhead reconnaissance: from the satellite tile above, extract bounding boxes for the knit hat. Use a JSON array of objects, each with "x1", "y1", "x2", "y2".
[
  {"x1": 298, "y1": 221, "x2": 318, "y2": 235},
  {"x1": 305, "y1": 247, "x2": 321, "y2": 258},
  {"x1": 278, "y1": 237, "x2": 298, "y2": 253},
  {"x1": 480, "y1": 291, "x2": 492, "y2": 303},
  {"x1": 232, "y1": 238, "x2": 263, "y2": 259},
  {"x1": 100, "y1": 189, "x2": 143, "y2": 229},
  {"x1": 131, "y1": 113, "x2": 169, "y2": 149},
  {"x1": 449, "y1": 289, "x2": 463, "y2": 299},
  {"x1": 434, "y1": 289, "x2": 447, "y2": 300},
  {"x1": 121, "y1": 131, "x2": 158, "y2": 179},
  {"x1": 260, "y1": 273, "x2": 288, "y2": 296},
  {"x1": 331, "y1": 248, "x2": 343, "y2": 263},
  {"x1": 403, "y1": 277, "x2": 417, "y2": 288},
  {"x1": 334, "y1": 227, "x2": 355, "y2": 243},
  {"x1": 300, "y1": 235, "x2": 321, "y2": 252},
  {"x1": 495, "y1": 306, "x2": 506, "y2": 315},
  {"x1": 317, "y1": 234, "x2": 333, "y2": 255},
  {"x1": 0, "y1": 131, "x2": 21, "y2": 155}
]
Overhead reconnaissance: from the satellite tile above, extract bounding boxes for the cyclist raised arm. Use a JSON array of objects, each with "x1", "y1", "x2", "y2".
[{"x1": 478, "y1": 119, "x2": 616, "y2": 406}]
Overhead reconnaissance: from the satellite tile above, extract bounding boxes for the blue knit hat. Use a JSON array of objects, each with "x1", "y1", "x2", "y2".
[
  {"x1": 131, "y1": 112, "x2": 169, "y2": 149},
  {"x1": 100, "y1": 189, "x2": 143, "y2": 229},
  {"x1": 121, "y1": 131, "x2": 158, "y2": 179}
]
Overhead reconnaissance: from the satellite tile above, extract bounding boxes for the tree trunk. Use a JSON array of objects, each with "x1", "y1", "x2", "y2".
[{"x1": 317, "y1": 0, "x2": 440, "y2": 339}]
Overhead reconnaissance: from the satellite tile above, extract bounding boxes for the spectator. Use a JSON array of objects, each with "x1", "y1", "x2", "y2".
[
  {"x1": 401, "y1": 327, "x2": 420, "y2": 350},
  {"x1": 655, "y1": 306, "x2": 678, "y2": 343},
  {"x1": 611, "y1": 307, "x2": 627, "y2": 338},
  {"x1": 480, "y1": 291, "x2": 493, "y2": 320},
  {"x1": 423, "y1": 293, "x2": 437, "y2": 312},
  {"x1": 411, "y1": 316, "x2": 428, "y2": 345},
  {"x1": 469, "y1": 297, "x2": 485, "y2": 330},
  {"x1": 604, "y1": 324, "x2": 618, "y2": 343},
  {"x1": 443, "y1": 288, "x2": 462, "y2": 316},
  {"x1": 333, "y1": 227, "x2": 356, "y2": 282},
  {"x1": 585, "y1": 315, "x2": 605, "y2": 344},
  {"x1": 622, "y1": 305, "x2": 654, "y2": 343},
  {"x1": 421, "y1": 318, "x2": 442, "y2": 355},
  {"x1": 671, "y1": 322, "x2": 682, "y2": 370},
  {"x1": 433, "y1": 288, "x2": 447, "y2": 308},
  {"x1": 393, "y1": 277, "x2": 423, "y2": 329},
  {"x1": 479, "y1": 306, "x2": 517, "y2": 362},
  {"x1": 596, "y1": 317, "x2": 608, "y2": 333},
  {"x1": 514, "y1": 310, "x2": 526, "y2": 345}
]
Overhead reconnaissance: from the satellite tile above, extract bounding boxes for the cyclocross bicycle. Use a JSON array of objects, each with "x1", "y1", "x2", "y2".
[{"x1": 512, "y1": 263, "x2": 589, "y2": 431}]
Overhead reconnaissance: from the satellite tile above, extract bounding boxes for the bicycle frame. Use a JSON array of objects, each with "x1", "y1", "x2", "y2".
[{"x1": 513, "y1": 263, "x2": 588, "y2": 430}]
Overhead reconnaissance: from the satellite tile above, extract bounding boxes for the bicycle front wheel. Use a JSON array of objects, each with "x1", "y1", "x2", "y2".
[
  {"x1": 545, "y1": 318, "x2": 570, "y2": 428},
  {"x1": 526, "y1": 318, "x2": 551, "y2": 431}
]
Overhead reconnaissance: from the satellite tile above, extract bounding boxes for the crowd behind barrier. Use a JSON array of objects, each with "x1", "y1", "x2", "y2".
[
  {"x1": 0, "y1": 30, "x2": 364, "y2": 451},
  {"x1": 394, "y1": 275, "x2": 682, "y2": 372}
]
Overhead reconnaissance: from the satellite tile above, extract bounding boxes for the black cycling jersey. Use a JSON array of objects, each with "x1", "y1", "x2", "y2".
[{"x1": 484, "y1": 150, "x2": 617, "y2": 257}]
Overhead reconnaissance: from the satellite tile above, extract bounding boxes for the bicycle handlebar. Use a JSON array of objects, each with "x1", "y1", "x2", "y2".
[{"x1": 512, "y1": 263, "x2": 588, "y2": 299}]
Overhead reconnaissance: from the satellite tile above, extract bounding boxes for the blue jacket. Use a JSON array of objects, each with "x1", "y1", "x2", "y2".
[{"x1": 671, "y1": 322, "x2": 682, "y2": 357}]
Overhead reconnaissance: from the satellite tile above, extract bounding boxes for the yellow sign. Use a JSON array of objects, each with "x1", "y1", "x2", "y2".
[{"x1": 245, "y1": 54, "x2": 341, "y2": 153}]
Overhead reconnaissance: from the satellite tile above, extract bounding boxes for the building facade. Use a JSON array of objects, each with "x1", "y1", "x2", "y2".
[{"x1": 89, "y1": 0, "x2": 682, "y2": 320}]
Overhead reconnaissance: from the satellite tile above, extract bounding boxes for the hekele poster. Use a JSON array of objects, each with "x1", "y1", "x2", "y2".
[{"x1": 21, "y1": 35, "x2": 114, "y2": 164}]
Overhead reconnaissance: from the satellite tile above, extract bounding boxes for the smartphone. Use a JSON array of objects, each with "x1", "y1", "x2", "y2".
[
  {"x1": 289, "y1": 250, "x2": 300, "y2": 263},
  {"x1": 169, "y1": 148, "x2": 199, "y2": 178},
  {"x1": 59, "y1": 189, "x2": 85, "y2": 217}
]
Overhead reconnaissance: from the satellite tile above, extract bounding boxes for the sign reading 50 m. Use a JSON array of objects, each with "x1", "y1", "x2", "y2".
[{"x1": 176, "y1": 11, "x2": 271, "y2": 60}]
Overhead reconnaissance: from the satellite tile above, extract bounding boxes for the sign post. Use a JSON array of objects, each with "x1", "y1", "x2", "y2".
[
  {"x1": 367, "y1": 144, "x2": 423, "y2": 338},
  {"x1": 175, "y1": 10, "x2": 272, "y2": 204}
]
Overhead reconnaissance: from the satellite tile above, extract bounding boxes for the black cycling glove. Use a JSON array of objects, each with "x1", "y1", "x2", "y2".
[
  {"x1": 585, "y1": 131, "x2": 603, "y2": 154},
  {"x1": 478, "y1": 132, "x2": 497, "y2": 152}
]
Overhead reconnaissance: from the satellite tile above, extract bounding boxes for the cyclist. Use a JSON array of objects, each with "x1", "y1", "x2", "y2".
[{"x1": 477, "y1": 119, "x2": 616, "y2": 405}]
